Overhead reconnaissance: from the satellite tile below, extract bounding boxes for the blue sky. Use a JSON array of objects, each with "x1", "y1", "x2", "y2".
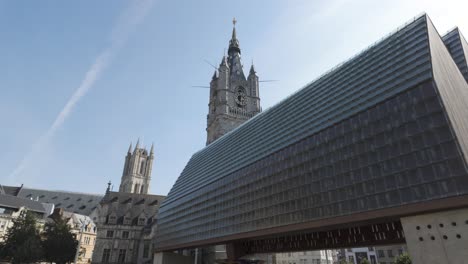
[{"x1": 1, "y1": 0, "x2": 468, "y2": 195}]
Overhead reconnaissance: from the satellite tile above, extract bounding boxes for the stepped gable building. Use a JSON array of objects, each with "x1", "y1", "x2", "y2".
[
  {"x1": 1, "y1": 185, "x2": 103, "y2": 216},
  {"x1": 442, "y1": 27, "x2": 468, "y2": 83},
  {"x1": 91, "y1": 142, "x2": 165, "y2": 264},
  {"x1": 206, "y1": 18, "x2": 261, "y2": 145},
  {"x1": 155, "y1": 13, "x2": 468, "y2": 257}
]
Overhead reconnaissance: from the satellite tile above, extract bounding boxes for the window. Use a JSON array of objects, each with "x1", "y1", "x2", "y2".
[
  {"x1": 140, "y1": 161, "x2": 145, "y2": 174},
  {"x1": 377, "y1": 250, "x2": 385, "y2": 257},
  {"x1": 368, "y1": 247, "x2": 374, "y2": 251},
  {"x1": 398, "y1": 249, "x2": 404, "y2": 255},
  {"x1": 108, "y1": 215, "x2": 117, "y2": 224},
  {"x1": 140, "y1": 185, "x2": 145, "y2": 194},
  {"x1": 387, "y1": 250, "x2": 394, "y2": 257},
  {"x1": 122, "y1": 231, "x2": 129, "y2": 239},
  {"x1": 138, "y1": 217, "x2": 146, "y2": 226},
  {"x1": 118, "y1": 249, "x2": 126, "y2": 263},
  {"x1": 106, "y1": 230, "x2": 114, "y2": 238},
  {"x1": 102, "y1": 249, "x2": 111, "y2": 263},
  {"x1": 143, "y1": 242, "x2": 150, "y2": 258}
]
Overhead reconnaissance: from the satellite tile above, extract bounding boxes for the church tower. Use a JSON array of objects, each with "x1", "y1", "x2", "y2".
[
  {"x1": 206, "y1": 18, "x2": 261, "y2": 145},
  {"x1": 118, "y1": 139, "x2": 154, "y2": 194}
]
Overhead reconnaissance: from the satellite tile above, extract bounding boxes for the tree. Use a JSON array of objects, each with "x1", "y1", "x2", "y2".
[
  {"x1": 42, "y1": 216, "x2": 78, "y2": 264},
  {"x1": 1, "y1": 210, "x2": 44, "y2": 264},
  {"x1": 360, "y1": 258, "x2": 370, "y2": 264},
  {"x1": 394, "y1": 253, "x2": 412, "y2": 264}
]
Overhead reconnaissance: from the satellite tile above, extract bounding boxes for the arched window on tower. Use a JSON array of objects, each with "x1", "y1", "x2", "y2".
[
  {"x1": 140, "y1": 185, "x2": 145, "y2": 194},
  {"x1": 133, "y1": 184, "x2": 139, "y2": 194},
  {"x1": 140, "y1": 160, "x2": 145, "y2": 174}
]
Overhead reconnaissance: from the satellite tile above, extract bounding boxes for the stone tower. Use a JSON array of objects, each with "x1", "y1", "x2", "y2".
[
  {"x1": 118, "y1": 139, "x2": 154, "y2": 194},
  {"x1": 206, "y1": 19, "x2": 261, "y2": 145}
]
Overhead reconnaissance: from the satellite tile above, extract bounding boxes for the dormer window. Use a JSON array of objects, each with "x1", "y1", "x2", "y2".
[
  {"x1": 108, "y1": 214, "x2": 117, "y2": 224},
  {"x1": 123, "y1": 216, "x2": 132, "y2": 225},
  {"x1": 138, "y1": 217, "x2": 146, "y2": 226}
]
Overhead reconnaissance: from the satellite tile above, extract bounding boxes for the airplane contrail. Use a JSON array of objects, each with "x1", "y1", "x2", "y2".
[{"x1": 8, "y1": 0, "x2": 155, "y2": 181}]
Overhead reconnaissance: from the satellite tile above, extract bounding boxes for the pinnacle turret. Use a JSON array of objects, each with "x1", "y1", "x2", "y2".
[
  {"x1": 134, "y1": 138, "x2": 140, "y2": 153},
  {"x1": 127, "y1": 142, "x2": 132, "y2": 154},
  {"x1": 220, "y1": 55, "x2": 229, "y2": 68},
  {"x1": 249, "y1": 63, "x2": 256, "y2": 75},
  {"x1": 212, "y1": 70, "x2": 218, "y2": 80}
]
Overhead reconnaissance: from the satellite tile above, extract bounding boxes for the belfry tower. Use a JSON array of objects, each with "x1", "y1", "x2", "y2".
[
  {"x1": 118, "y1": 139, "x2": 154, "y2": 194},
  {"x1": 206, "y1": 18, "x2": 261, "y2": 145}
]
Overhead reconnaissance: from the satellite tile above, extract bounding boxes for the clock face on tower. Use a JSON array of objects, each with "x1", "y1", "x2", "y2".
[{"x1": 235, "y1": 86, "x2": 247, "y2": 107}]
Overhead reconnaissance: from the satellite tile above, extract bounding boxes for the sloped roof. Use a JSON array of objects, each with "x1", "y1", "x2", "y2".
[
  {"x1": 0, "y1": 185, "x2": 21, "y2": 196},
  {"x1": 161, "y1": 13, "x2": 434, "y2": 209},
  {"x1": 47, "y1": 209, "x2": 96, "y2": 229},
  {"x1": 156, "y1": 14, "x2": 468, "y2": 250},
  {"x1": 0, "y1": 193, "x2": 46, "y2": 214},
  {"x1": 100, "y1": 191, "x2": 165, "y2": 219},
  {"x1": 14, "y1": 186, "x2": 103, "y2": 216}
]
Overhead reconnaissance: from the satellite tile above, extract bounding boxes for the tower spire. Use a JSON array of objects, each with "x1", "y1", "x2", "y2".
[
  {"x1": 150, "y1": 143, "x2": 154, "y2": 155},
  {"x1": 206, "y1": 17, "x2": 261, "y2": 145},
  {"x1": 231, "y1": 17, "x2": 237, "y2": 39},
  {"x1": 229, "y1": 17, "x2": 240, "y2": 54}
]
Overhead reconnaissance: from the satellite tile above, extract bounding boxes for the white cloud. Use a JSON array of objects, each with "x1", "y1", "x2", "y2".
[{"x1": 8, "y1": 0, "x2": 155, "y2": 182}]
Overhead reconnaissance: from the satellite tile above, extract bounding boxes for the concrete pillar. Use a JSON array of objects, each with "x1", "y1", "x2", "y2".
[{"x1": 401, "y1": 208, "x2": 468, "y2": 264}]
